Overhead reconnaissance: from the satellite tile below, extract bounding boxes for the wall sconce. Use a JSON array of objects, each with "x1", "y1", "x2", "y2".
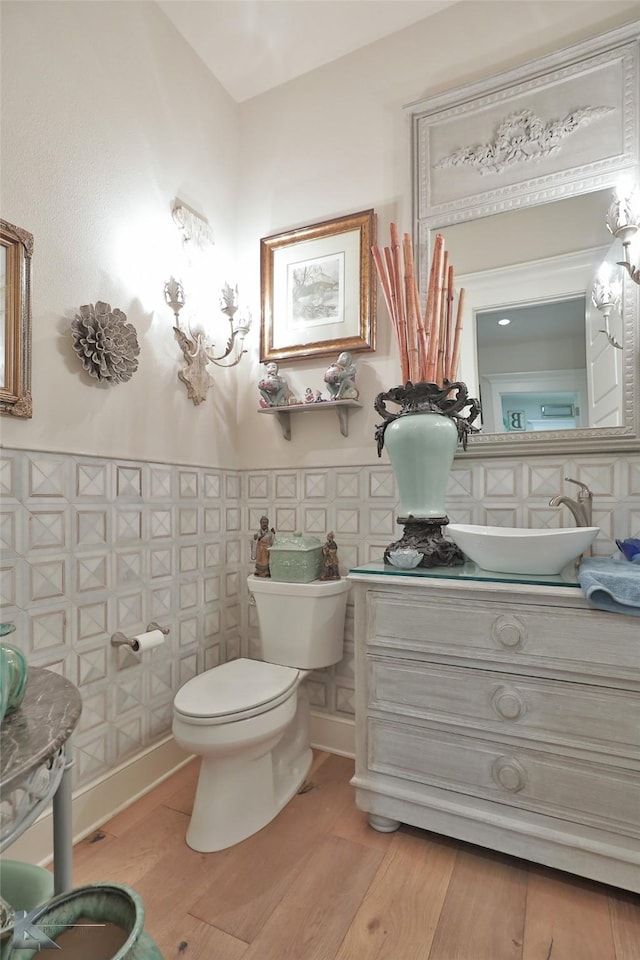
[
  {"x1": 591, "y1": 263, "x2": 623, "y2": 350},
  {"x1": 164, "y1": 278, "x2": 251, "y2": 405},
  {"x1": 605, "y1": 185, "x2": 640, "y2": 285}
]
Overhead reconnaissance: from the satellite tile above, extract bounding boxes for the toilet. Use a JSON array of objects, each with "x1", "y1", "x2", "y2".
[{"x1": 172, "y1": 573, "x2": 350, "y2": 852}]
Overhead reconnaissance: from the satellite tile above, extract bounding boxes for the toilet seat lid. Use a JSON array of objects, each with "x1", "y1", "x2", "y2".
[{"x1": 174, "y1": 658, "x2": 300, "y2": 719}]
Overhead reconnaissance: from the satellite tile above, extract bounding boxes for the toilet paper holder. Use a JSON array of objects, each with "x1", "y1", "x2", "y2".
[{"x1": 111, "y1": 621, "x2": 170, "y2": 650}]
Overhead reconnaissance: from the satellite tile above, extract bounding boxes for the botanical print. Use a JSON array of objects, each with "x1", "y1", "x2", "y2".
[{"x1": 287, "y1": 253, "x2": 345, "y2": 332}]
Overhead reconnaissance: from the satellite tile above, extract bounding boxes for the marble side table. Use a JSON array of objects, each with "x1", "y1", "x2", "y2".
[{"x1": 0, "y1": 667, "x2": 82, "y2": 894}]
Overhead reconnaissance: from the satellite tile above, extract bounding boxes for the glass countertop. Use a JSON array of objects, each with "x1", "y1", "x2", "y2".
[{"x1": 349, "y1": 560, "x2": 580, "y2": 589}]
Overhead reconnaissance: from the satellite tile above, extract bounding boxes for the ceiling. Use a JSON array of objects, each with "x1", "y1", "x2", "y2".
[{"x1": 157, "y1": 0, "x2": 459, "y2": 102}]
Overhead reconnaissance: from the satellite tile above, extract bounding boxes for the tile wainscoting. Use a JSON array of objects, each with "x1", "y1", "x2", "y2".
[{"x1": 1, "y1": 447, "x2": 639, "y2": 794}]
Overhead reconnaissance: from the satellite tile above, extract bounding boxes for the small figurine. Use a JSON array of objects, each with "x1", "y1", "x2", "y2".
[
  {"x1": 320, "y1": 531, "x2": 341, "y2": 580},
  {"x1": 254, "y1": 515, "x2": 275, "y2": 577},
  {"x1": 324, "y1": 351, "x2": 358, "y2": 400},
  {"x1": 304, "y1": 387, "x2": 315, "y2": 403},
  {"x1": 258, "y1": 362, "x2": 293, "y2": 407}
]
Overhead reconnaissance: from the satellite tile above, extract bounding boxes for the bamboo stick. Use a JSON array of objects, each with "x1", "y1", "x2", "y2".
[
  {"x1": 424, "y1": 234, "x2": 445, "y2": 383},
  {"x1": 449, "y1": 287, "x2": 466, "y2": 383},
  {"x1": 402, "y1": 233, "x2": 420, "y2": 383},
  {"x1": 383, "y1": 245, "x2": 409, "y2": 383},
  {"x1": 371, "y1": 244, "x2": 395, "y2": 334},
  {"x1": 390, "y1": 224, "x2": 409, "y2": 384},
  {"x1": 443, "y1": 263, "x2": 455, "y2": 382},
  {"x1": 436, "y1": 251, "x2": 449, "y2": 386}
]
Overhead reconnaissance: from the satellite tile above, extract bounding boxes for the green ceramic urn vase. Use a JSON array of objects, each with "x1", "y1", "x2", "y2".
[{"x1": 0, "y1": 624, "x2": 28, "y2": 724}]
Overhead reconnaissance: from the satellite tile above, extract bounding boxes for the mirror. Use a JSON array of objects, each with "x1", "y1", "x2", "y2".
[
  {"x1": 407, "y1": 22, "x2": 639, "y2": 456},
  {"x1": 1, "y1": 218, "x2": 33, "y2": 418}
]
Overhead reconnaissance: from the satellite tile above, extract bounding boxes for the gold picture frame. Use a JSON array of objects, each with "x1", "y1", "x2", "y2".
[
  {"x1": 1, "y1": 218, "x2": 33, "y2": 418},
  {"x1": 260, "y1": 209, "x2": 376, "y2": 363}
]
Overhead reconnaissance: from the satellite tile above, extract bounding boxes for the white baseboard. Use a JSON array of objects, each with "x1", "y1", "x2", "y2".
[
  {"x1": 6, "y1": 736, "x2": 192, "y2": 868},
  {"x1": 310, "y1": 711, "x2": 355, "y2": 758},
  {"x1": 7, "y1": 713, "x2": 353, "y2": 869}
]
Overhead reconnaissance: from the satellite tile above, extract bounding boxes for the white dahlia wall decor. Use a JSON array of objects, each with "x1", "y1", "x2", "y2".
[{"x1": 71, "y1": 301, "x2": 140, "y2": 383}]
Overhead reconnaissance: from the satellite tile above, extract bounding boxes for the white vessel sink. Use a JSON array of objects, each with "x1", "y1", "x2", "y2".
[{"x1": 447, "y1": 524, "x2": 599, "y2": 575}]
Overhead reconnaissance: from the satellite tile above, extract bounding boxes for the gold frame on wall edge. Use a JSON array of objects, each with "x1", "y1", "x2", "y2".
[
  {"x1": 1, "y1": 218, "x2": 33, "y2": 418},
  {"x1": 260, "y1": 209, "x2": 376, "y2": 363}
]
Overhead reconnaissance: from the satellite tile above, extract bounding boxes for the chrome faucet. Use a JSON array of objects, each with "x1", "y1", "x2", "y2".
[{"x1": 549, "y1": 477, "x2": 593, "y2": 527}]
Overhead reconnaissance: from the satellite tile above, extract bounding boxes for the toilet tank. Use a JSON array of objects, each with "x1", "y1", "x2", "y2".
[{"x1": 247, "y1": 575, "x2": 350, "y2": 669}]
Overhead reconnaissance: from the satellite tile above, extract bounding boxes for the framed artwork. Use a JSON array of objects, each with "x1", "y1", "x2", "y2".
[
  {"x1": 1, "y1": 218, "x2": 33, "y2": 418},
  {"x1": 260, "y1": 209, "x2": 376, "y2": 363}
]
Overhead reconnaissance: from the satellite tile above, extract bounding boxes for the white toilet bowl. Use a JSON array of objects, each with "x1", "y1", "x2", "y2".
[{"x1": 172, "y1": 658, "x2": 312, "y2": 852}]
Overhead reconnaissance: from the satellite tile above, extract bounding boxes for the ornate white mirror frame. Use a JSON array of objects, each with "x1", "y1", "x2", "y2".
[{"x1": 406, "y1": 21, "x2": 639, "y2": 457}]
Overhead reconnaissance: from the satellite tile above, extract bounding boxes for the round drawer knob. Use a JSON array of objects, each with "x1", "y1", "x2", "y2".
[
  {"x1": 491, "y1": 614, "x2": 527, "y2": 649},
  {"x1": 492, "y1": 686, "x2": 526, "y2": 721},
  {"x1": 492, "y1": 756, "x2": 527, "y2": 793}
]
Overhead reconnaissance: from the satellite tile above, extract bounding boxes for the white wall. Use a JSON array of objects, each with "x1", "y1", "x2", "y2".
[
  {"x1": 1, "y1": 0, "x2": 241, "y2": 468},
  {"x1": 1, "y1": 0, "x2": 638, "y2": 472},
  {"x1": 235, "y1": 0, "x2": 640, "y2": 470}
]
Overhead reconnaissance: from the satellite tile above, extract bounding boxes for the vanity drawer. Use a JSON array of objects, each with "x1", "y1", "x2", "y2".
[
  {"x1": 368, "y1": 717, "x2": 640, "y2": 839},
  {"x1": 368, "y1": 657, "x2": 640, "y2": 760},
  {"x1": 366, "y1": 592, "x2": 640, "y2": 683}
]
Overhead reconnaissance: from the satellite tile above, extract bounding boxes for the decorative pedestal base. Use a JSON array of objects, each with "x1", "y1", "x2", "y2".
[{"x1": 384, "y1": 517, "x2": 465, "y2": 568}]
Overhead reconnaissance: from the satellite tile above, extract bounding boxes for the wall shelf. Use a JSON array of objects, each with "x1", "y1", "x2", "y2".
[{"x1": 257, "y1": 400, "x2": 362, "y2": 441}]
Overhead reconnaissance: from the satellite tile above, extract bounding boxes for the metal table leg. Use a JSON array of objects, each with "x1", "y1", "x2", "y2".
[{"x1": 52, "y1": 743, "x2": 74, "y2": 895}]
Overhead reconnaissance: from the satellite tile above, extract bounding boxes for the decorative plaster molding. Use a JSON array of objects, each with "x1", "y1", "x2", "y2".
[{"x1": 436, "y1": 107, "x2": 614, "y2": 175}]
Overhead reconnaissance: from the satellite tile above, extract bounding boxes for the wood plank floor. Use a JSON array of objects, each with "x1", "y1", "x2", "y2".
[{"x1": 71, "y1": 752, "x2": 640, "y2": 960}]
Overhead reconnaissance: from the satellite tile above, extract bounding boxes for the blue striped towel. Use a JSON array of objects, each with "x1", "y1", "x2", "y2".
[{"x1": 578, "y1": 557, "x2": 640, "y2": 617}]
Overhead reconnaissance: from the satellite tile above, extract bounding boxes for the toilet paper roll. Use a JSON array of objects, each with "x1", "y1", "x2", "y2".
[{"x1": 130, "y1": 629, "x2": 165, "y2": 652}]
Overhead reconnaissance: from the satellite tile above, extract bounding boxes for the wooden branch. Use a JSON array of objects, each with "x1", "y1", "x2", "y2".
[
  {"x1": 424, "y1": 234, "x2": 444, "y2": 383},
  {"x1": 402, "y1": 233, "x2": 420, "y2": 383},
  {"x1": 450, "y1": 287, "x2": 466, "y2": 383}
]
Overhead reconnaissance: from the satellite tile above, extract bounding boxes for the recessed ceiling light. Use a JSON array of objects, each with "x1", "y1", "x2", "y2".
[{"x1": 497, "y1": 317, "x2": 511, "y2": 326}]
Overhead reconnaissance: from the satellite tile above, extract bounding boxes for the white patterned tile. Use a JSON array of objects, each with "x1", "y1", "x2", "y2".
[
  {"x1": 335, "y1": 685, "x2": 355, "y2": 715},
  {"x1": 0, "y1": 563, "x2": 17, "y2": 606},
  {"x1": 178, "y1": 653, "x2": 198, "y2": 686},
  {"x1": 336, "y1": 508, "x2": 359, "y2": 534},
  {"x1": 178, "y1": 507, "x2": 198, "y2": 536},
  {"x1": 204, "y1": 542, "x2": 221, "y2": 567},
  {"x1": 179, "y1": 544, "x2": 198, "y2": 573},
  {"x1": 204, "y1": 609, "x2": 220, "y2": 639},
  {"x1": 179, "y1": 470, "x2": 198, "y2": 498},
  {"x1": 524, "y1": 462, "x2": 566, "y2": 498},
  {"x1": 149, "y1": 660, "x2": 174, "y2": 702},
  {"x1": 179, "y1": 617, "x2": 198, "y2": 647},
  {"x1": 0, "y1": 455, "x2": 20, "y2": 500},
  {"x1": 304, "y1": 507, "x2": 326, "y2": 533},
  {"x1": 77, "y1": 687, "x2": 109, "y2": 732},
  {"x1": 203, "y1": 643, "x2": 221, "y2": 671},
  {"x1": 204, "y1": 508, "x2": 220, "y2": 533},
  {"x1": 481, "y1": 465, "x2": 520, "y2": 498},
  {"x1": 204, "y1": 472, "x2": 221, "y2": 499},
  {"x1": 76, "y1": 462, "x2": 109, "y2": 499},
  {"x1": 225, "y1": 634, "x2": 240, "y2": 661},
  {"x1": 75, "y1": 729, "x2": 111, "y2": 782},
  {"x1": 482, "y1": 507, "x2": 519, "y2": 527},
  {"x1": 115, "y1": 550, "x2": 143, "y2": 587},
  {"x1": 275, "y1": 473, "x2": 298, "y2": 499},
  {"x1": 335, "y1": 471, "x2": 361, "y2": 499},
  {"x1": 28, "y1": 558, "x2": 66, "y2": 602},
  {"x1": 627, "y1": 458, "x2": 640, "y2": 497},
  {"x1": 179, "y1": 580, "x2": 199, "y2": 610},
  {"x1": 368, "y1": 508, "x2": 395, "y2": 536},
  {"x1": 113, "y1": 593, "x2": 143, "y2": 629},
  {"x1": 275, "y1": 507, "x2": 297, "y2": 532},
  {"x1": 26, "y1": 509, "x2": 67, "y2": 551},
  {"x1": 337, "y1": 542, "x2": 359, "y2": 572},
  {"x1": 149, "y1": 585, "x2": 173, "y2": 621},
  {"x1": 224, "y1": 604, "x2": 240, "y2": 631},
  {"x1": 568, "y1": 461, "x2": 618, "y2": 501},
  {"x1": 76, "y1": 600, "x2": 108, "y2": 642},
  {"x1": 225, "y1": 571, "x2": 239, "y2": 598},
  {"x1": 75, "y1": 509, "x2": 108, "y2": 548},
  {"x1": 115, "y1": 509, "x2": 143, "y2": 542},
  {"x1": 225, "y1": 474, "x2": 241, "y2": 499},
  {"x1": 149, "y1": 466, "x2": 173, "y2": 499},
  {"x1": 248, "y1": 474, "x2": 269, "y2": 500},
  {"x1": 27, "y1": 456, "x2": 69, "y2": 498},
  {"x1": 116, "y1": 465, "x2": 142, "y2": 499},
  {"x1": 115, "y1": 672, "x2": 145, "y2": 714},
  {"x1": 368, "y1": 468, "x2": 395, "y2": 499},
  {"x1": 75, "y1": 554, "x2": 109, "y2": 593},
  {"x1": 0, "y1": 509, "x2": 18, "y2": 555},
  {"x1": 226, "y1": 507, "x2": 241, "y2": 531},
  {"x1": 204, "y1": 575, "x2": 220, "y2": 603},
  {"x1": 28, "y1": 605, "x2": 69, "y2": 656},
  {"x1": 445, "y1": 506, "x2": 474, "y2": 524},
  {"x1": 114, "y1": 713, "x2": 145, "y2": 760},
  {"x1": 447, "y1": 466, "x2": 475, "y2": 498},
  {"x1": 150, "y1": 547, "x2": 173, "y2": 579},
  {"x1": 77, "y1": 646, "x2": 108, "y2": 687},
  {"x1": 225, "y1": 539, "x2": 241, "y2": 564},
  {"x1": 306, "y1": 679, "x2": 327, "y2": 708},
  {"x1": 149, "y1": 702, "x2": 173, "y2": 738},
  {"x1": 150, "y1": 508, "x2": 172, "y2": 539},
  {"x1": 304, "y1": 473, "x2": 327, "y2": 499}
]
